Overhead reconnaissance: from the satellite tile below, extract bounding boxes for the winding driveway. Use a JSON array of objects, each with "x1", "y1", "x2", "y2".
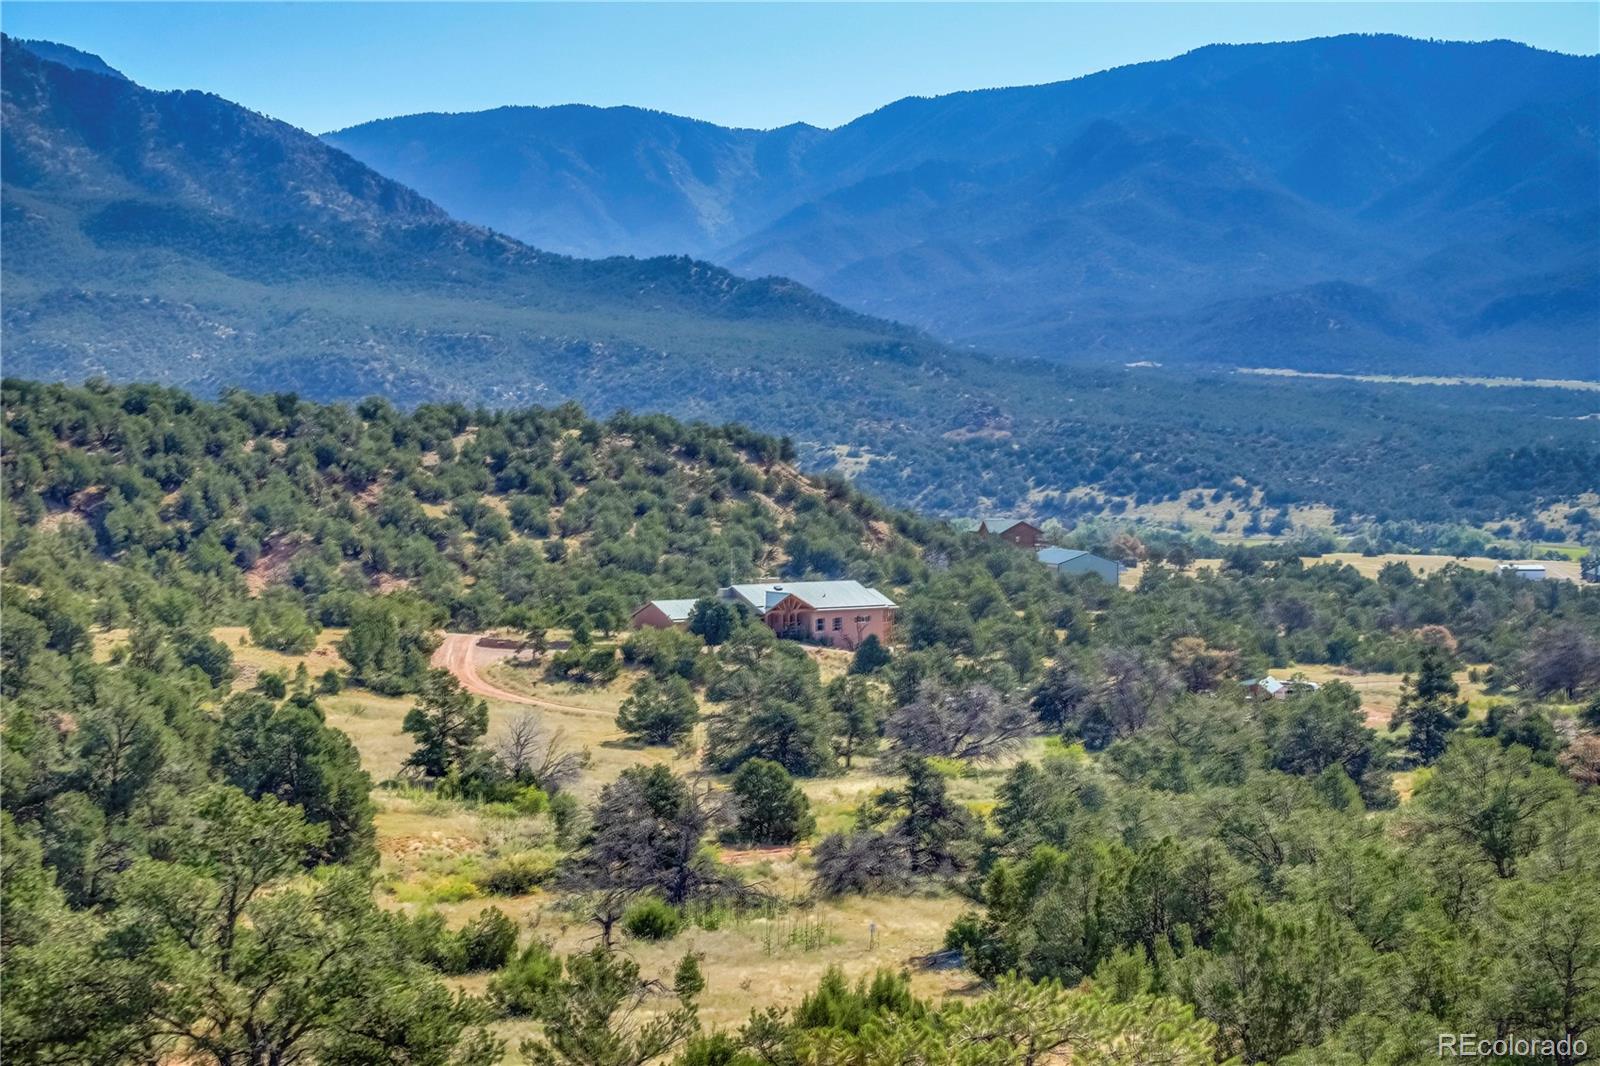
[{"x1": 431, "y1": 633, "x2": 596, "y2": 714}]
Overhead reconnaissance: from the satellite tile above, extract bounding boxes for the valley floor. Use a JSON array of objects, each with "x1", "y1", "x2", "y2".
[
  {"x1": 1118, "y1": 552, "x2": 1582, "y2": 587},
  {"x1": 1237, "y1": 367, "x2": 1600, "y2": 392}
]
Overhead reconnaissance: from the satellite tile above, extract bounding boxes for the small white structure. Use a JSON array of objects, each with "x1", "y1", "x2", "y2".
[
  {"x1": 1497, "y1": 563, "x2": 1547, "y2": 581},
  {"x1": 1244, "y1": 675, "x2": 1320, "y2": 701}
]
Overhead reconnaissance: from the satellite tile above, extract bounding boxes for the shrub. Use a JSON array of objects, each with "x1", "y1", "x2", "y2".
[
  {"x1": 507, "y1": 496, "x2": 551, "y2": 536},
  {"x1": 621, "y1": 626, "x2": 705, "y2": 680},
  {"x1": 812, "y1": 830, "x2": 912, "y2": 897},
  {"x1": 249, "y1": 591, "x2": 319, "y2": 654},
  {"x1": 616, "y1": 675, "x2": 700, "y2": 745},
  {"x1": 549, "y1": 791, "x2": 583, "y2": 845},
  {"x1": 513, "y1": 784, "x2": 550, "y2": 815},
  {"x1": 730, "y1": 758, "x2": 814, "y2": 845},
  {"x1": 688, "y1": 598, "x2": 737, "y2": 646},
  {"x1": 676, "y1": 1033, "x2": 759, "y2": 1066},
  {"x1": 457, "y1": 906, "x2": 518, "y2": 971},
  {"x1": 480, "y1": 852, "x2": 556, "y2": 896},
  {"x1": 487, "y1": 940, "x2": 562, "y2": 1016},
  {"x1": 254, "y1": 671, "x2": 288, "y2": 699},
  {"x1": 849, "y1": 634, "x2": 891, "y2": 675},
  {"x1": 546, "y1": 645, "x2": 620, "y2": 684},
  {"x1": 622, "y1": 896, "x2": 683, "y2": 941},
  {"x1": 398, "y1": 909, "x2": 464, "y2": 973},
  {"x1": 393, "y1": 873, "x2": 482, "y2": 906}
]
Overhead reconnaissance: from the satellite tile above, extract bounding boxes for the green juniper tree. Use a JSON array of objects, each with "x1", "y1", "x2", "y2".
[
  {"x1": 1389, "y1": 645, "x2": 1468, "y2": 765},
  {"x1": 730, "y1": 759, "x2": 814, "y2": 845},
  {"x1": 616, "y1": 676, "x2": 700, "y2": 746},
  {"x1": 403, "y1": 670, "x2": 490, "y2": 778}
]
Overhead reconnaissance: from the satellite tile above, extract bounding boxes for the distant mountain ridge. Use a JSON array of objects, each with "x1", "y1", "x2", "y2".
[
  {"x1": 327, "y1": 104, "x2": 828, "y2": 259},
  {"x1": 326, "y1": 35, "x2": 1600, "y2": 377},
  {"x1": 1, "y1": 34, "x2": 940, "y2": 408},
  {"x1": 11, "y1": 38, "x2": 127, "y2": 80}
]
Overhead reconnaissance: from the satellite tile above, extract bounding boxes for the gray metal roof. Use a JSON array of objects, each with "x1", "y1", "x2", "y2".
[
  {"x1": 981, "y1": 517, "x2": 1037, "y2": 533},
  {"x1": 637, "y1": 598, "x2": 698, "y2": 622},
  {"x1": 1037, "y1": 547, "x2": 1091, "y2": 565},
  {"x1": 721, "y1": 580, "x2": 896, "y2": 613}
]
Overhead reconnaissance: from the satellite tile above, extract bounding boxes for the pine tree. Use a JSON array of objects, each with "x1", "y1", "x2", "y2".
[
  {"x1": 402, "y1": 670, "x2": 489, "y2": 778},
  {"x1": 827, "y1": 676, "x2": 881, "y2": 768},
  {"x1": 1389, "y1": 646, "x2": 1467, "y2": 765}
]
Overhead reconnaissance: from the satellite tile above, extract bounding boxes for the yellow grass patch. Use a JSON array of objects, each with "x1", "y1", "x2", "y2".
[
  {"x1": 451, "y1": 890, "x2": 970, "y2": 1062},
  {"x1": 323, "y1": 691, "x2": 416, "y2": 779},
  {"x1": 212, "y1": 624, "x2": 347, "y2": 690},
  {"x1": 1280, "y1": 661, "x2": 1492, "y2": 731},
  {"x1": 1306, "y1": 552, "x2": 1582, "y2": 582}
]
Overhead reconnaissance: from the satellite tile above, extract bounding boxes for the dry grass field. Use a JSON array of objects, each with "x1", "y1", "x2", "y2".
[
  {"x1": 1276, "y1": 661, "x2": 1494, "y2": 730},
  {"x1": 462, "y1": 885, "x2": 971, "y2": 1062},
  {"x1": 1308, "y1": 552, "x2": 1582, "y2": 582},
  {"x1": 1119, "y1": 550, "x2": 1582, "y2": 589},
  {"x1": 477, "y1": 658, "x2": 698, "y2": 792},
  {"x1": 211, "y1": 624, "x2": 348, "y2": 684},
  {"x1": 1049, "y1": 489, "x2": 1338, "y2": 540},
  {"x1": 314, "y1": 648, "x2": 978, "y2": 1061}
]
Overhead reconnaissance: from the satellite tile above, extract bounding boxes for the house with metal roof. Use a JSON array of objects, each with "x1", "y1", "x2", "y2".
[
  {"x1": 1497, "y1": 563, "x2": 1547, "y2": 581},
  {"x1": 719, "y1": 580, "x2": 896, "y2": 649},
  {"x1": 970, "y1": 517, "x2": 1048, "y2": 548},
  {"x1": 630, "y1": 598, "x2": 700, "y2": 629},
  {"x1": 1036, "y1": 547, "x2": 1120, "y2": 584}
]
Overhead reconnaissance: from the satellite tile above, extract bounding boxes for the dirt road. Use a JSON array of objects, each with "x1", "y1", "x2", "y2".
[
  {"x1": 431, "y1": 633, "x2": 596, "y2": 714},
  {"x1": 719, "y1": 843, "x2": 812, "y2": 867}
]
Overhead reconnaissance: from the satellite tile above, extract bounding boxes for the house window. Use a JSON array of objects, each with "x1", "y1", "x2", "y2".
[
  {"x1": 815, "y1": 618, "x2": 824, "y2": 631},
  {"x1": 832, "y1": 618, "x2": 842, "y2": 631}
]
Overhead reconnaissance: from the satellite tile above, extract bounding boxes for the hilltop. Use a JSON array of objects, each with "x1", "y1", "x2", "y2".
[{"x1": 0, "y1": 380, "x2": 927, "y2": 625}]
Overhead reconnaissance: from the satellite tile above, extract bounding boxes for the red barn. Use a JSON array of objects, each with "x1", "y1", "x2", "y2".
[{"x1": 978, "y1": 518, "x2": 1046, "y2": 548}]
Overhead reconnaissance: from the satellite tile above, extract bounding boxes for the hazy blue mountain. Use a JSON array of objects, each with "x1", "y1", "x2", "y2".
[
  {"x1": 328, "y1": 106, "x2": 825, "y2": 259},
  {"x1": 329, "y1": 35, "x2": 1599, "y2": 377},
  {"x1": 13, "y1": 38, "x2": 127, "y2": 80},
  {"x1": 1, "y1": 33, "x2": 947, "y2": 419}
]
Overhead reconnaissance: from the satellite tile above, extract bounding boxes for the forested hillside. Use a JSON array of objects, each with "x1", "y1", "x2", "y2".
[
  {"x1": 4, "y1": 381, "x2": 1600, "y2": 1064},
  {"x1": 327, "y1": 36, "x2": 1600, "y2": 377}
]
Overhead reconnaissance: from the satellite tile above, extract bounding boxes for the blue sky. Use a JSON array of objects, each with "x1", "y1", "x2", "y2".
[{"x1": 4, "y1": 2, "x2": 1596, "y2": 133}]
